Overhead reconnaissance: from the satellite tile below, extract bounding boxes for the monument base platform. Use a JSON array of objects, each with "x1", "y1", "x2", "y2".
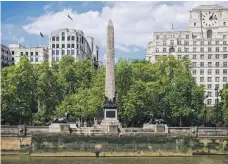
[
  {"x1": 49, "y1": 123, "x2": 70, "y2": 133},
  {"x1": 100, "y1": 119, "x2": 121, "y2": 133}
]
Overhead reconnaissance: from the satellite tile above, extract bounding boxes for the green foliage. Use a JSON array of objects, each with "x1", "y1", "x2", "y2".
[{"x1": 2, "y1": 54, "x2": 226, "y2": 127}]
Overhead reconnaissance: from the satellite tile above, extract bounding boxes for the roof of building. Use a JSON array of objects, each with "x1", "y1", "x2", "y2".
[{"x1": 192, "y1": 4, "x2": 228, "y2": 11}]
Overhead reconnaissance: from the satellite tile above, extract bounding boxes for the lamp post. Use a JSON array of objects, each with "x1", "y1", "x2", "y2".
[
  {"x1": 214, "y1": 86, "x2": 219, "y2": 124},
  {"x1": 204, "y1": 95, "x2": 208, "y2": 126}
]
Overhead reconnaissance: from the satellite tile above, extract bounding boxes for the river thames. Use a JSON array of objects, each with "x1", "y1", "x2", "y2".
[{"x1": 2, "y1": 155, "x2": 228, "y2": 164}]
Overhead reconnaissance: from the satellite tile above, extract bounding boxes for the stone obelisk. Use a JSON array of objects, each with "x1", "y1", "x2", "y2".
[{"x1": 101, "y1": 20, "x2": 120, "y2": 131}]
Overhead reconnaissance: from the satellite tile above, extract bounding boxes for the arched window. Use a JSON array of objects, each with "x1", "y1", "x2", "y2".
[
  {"x1": 62, "y1": 32, "x2": 65, "y2": 41},
  {"x1": 224, "y1": 22, "x2": 226, "y2": 26},
  {"x1": 207, "y1": 30, "x2": 212, "y2": 39},
  {"x1": 194, "y1": 22, "x2": 196, "y2": 26}
]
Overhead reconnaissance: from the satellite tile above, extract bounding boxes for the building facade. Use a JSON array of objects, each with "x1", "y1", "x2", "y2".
[
  {"x1": 1, "y1": 44, "x2": 13, "y2": 67},
  {"x1": 8, "y1": 44, "x2": 49, "y2": 64},
  {"x1": 146, "y1": 5, "x2": 228, "y2": 105},
  {"x1": 49, "y1": 28, "x2": 99, "y2": 65}
]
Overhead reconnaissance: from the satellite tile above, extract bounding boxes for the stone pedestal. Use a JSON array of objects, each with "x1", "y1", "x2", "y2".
[
  {"x1": 49, "y1": 123, "x2": 70, "y2": 133},
  {"x1": 154, "y1": 124, "x2": 167, "y2": 133},
  {"x1": 143, "y1": 123, "x2": 156, "y2": 130}
]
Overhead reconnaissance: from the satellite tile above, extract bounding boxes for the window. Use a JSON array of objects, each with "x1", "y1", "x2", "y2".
[
  {"x1": 200, "y1": 54, "x2": 204, "y2": 59},
  {"x1": 223, "y1": 77, "x2": 227, "y2": 82},
  {"x1": 72, "y1": 36, "x2": 75, "y2": 40},
  {"x1": 177, "y1": 41, "x2": 181, "y2": 45},
  {"x1": 178, "y1": 55, "x2": 181, "y2": 59},
  {"x1": 26, "y1": 52, "x2": 28, "y2": 56},
  {"x1": 207, "y1": 99, "x2": 212, "y2": 105},
  {"x1": 193, "y1": 55, "x2": 196, "y2": 59},
  {"x1": 223, "y1": 69, "x2": 227, "y2": 75},
  {"x1": 156, "y1": 42, "x2": 159, "y2": 46},
  {"x1": 224, "y1": 62, "x2": 227, "y2": 67},
  {"x1": 224, "y1": 22, "x2": 226, "y2": 26},
  {"x1": 12, "y1": 57, "x2": 14, "y2": 61},
  {"x1": 200, "y1": 47, "x2": 204, "y2": 52},
  {"x1": 77, "y1": 44, "x2": 79, "y2": 49},
  {"x1": 21, "y1": 52, "x2": 23, "y2": 56},
  {"x1": 62, "y1": 50, "x2": 65, "y2": 55},
  {"x1": 186, "y1": 35, "x2": 189, "y2": 39},
  {"x1": 52, "y1": 44, "x2": 55, "y2": 48},
  {"x1": 185, "y1": 48, "x2": 189, "y2": 52},
  {"x1": 67, "y1": 44, "x2": 70, "y2": 48},
  {"x1": 207, "y1": 30, "x2": 212, "y2": 38},
  {"x1": 208, "y1": 84, "x2": 212, "y2": 89},
  {"x1": 56, "y1": 50, "x2": 59, "y2": 55},
  {"x1": 223, "y1": 41, "x2": 227, "y2": 45},
  {"x1": 200, "y1": 62, "x2": 204, "y2": 67},
  {"x1": 36, "y1": 52, "x2": 38, "y2": 56},
  {"x1": 208, "y1": 54, "x2": 212, "y2": 59},
  {"x1": 30, "y1": 57, "x2": 33, "y2": 62},
  {"x1": 77, "y1": 50, "x2": 79, "y2": 55},
  {"x1": 77, "y1": 37, "x2": 79, "y2": 42},
  {"x1": 223, "y1": 35, "x2": 226, "y2": 39},
  {"x1": 52, "y1": 37, "x2": 55, "y2": 41},
  {"x1": 208, "y1": 69, "x2": 212, "y2": 75},
  {"x1": 201, "y1": 41, "x2": 204, "y2": 45},
  {"x1": 156, "y1": 35, "x2": 159, "y2": 40},
  {"x1": 193, "y1": 48, "x2": 196, "y2": 52},
  {"x1": 215, "y1": 77, "x2": 220, "y2": 82},
  {"x1": 200, "y1": 77, "x2": 204, "y2": 82},
  {"x1": 223, "y1": 47, "x2": 227, "y2": 52},
  {"x1": 215, "y1": 69, "x2": 220, "y2": 75},
  {"x1": 193, "y1": 41, "x2": 196, "y2": 45},
  {"x1": 215, "y1": 84, "x2": 219, "y2": 89},
  {"x1": 216, "y1": 47, "x2": 219, "y2": 52},
  {"x1": 208, "y1": 47, "x2": 211, "y2": 52},
  {"x1": 62, "y1": 32, "x2": 65, "y2": 41},
  {"x1": 12, "y1": 51, "x2": 14, "y2": 55},
  {"x1": 178, "y1": 48, "x2": 181, "y2": 52},
  {"x1": 208, "y1": 77, "x2": 212, "y2": 82},
  {"x1": 193, "y1": 69, "x2": 196, "y2": 75},
  {"x1": 200, "y1": 69, "x2": 204, "y2": 75},
  {"x1": 56, "y1": 44, "x2": 59, "y2": 48},
  {"x1": 163, "y1": 48, "x2": 166, "y2": 52},
  {"x1": 71, "y1": 44, "x2": 74, "y2": 48},
  {"x1": 170, "y1": 40, "x2": 174, "y2": 45},
  {"x1": 208, "y1": 62, "x2": 212, "y2": 68},
  {"x1": 194, "y1": 22, "x2": 196, "y2": 26},
  {"x1": 30, "y1": 52, "x2": 33, "y2": 56},
  {"x1": 67, "y1": 36, "x2": 71, "y2": 41},
  {"x1": 216, "y1": 41, "x2": 219, "y2": 45},
  {"x1": 62, "y1": 44, "x2": 65, "y2": 48},
  {"x1": 35, "y1": 57, "x2": 38, "y2": 62},
  {"x1": 216, "y1": 54, "x2": 219, "y2": 59},
  {"x1": 163, "y1": 41, "x2": 166, "y2": 46},
  {"x1": 56, "y1": 36, "x2": 59, "y2": 41},
  {"x1": 52, "y1": 50, "x2": 55, "y2": 55},
  {"x1": 208, "y1": 41, "x2": 211, "y2": 45},
  {"x1": 71, "y1": 50, "x2": 74, "y2": 55},
  {"x1": 216, "y1": 62, "x2": 220, "y2": 67},
  {"x1": 56, "y1": 57, "x2": 59, "y2": 62},
  {"x1": 208, "y1": 91, "x2": 212, "y2": 97},
  {"x1": 156, "y1": 48, "x2": 159, "y2": 52},
  {"x1": 193, "y1": 62, "x2": 196, "y2": 67},
  {"x1": 67, "y1": 50, "x2": 70, "y2": 55},
  {"x1": 185, "y1": 41, "x2": 189, "y2": 45}
]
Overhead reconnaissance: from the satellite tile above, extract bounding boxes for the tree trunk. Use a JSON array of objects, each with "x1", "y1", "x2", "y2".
[{"x1": 179, "y1": 115, "x2": 182, "y2": 127}]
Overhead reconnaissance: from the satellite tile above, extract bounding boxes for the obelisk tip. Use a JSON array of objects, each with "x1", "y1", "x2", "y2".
[{"x1": 108, "y1": 19, "x2": 113, "y2": 26}]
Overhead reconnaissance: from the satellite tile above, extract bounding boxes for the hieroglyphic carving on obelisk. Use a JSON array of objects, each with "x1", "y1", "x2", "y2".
[{"x1": 105, "y1": 20, "x2": 115, "y2": 102}]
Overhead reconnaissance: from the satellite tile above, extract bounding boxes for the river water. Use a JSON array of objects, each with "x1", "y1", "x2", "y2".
[{"x1": 1, "y1": 155, "x2": 228, "y2": 164}]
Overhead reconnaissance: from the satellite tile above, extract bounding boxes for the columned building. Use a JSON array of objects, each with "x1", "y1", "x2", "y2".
[
  {"x1": 146, "y1": 5, "x2": 228, "y2": 105},
  {"x1": 49, "y1": 28, "x2": 99, "y2": 65}
]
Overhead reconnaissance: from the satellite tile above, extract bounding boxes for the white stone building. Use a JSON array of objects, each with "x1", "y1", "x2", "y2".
[
  {"x1": 1, "y1": 44, "x2": 13, "y2": 67},
  {"x1": 48, "y1": 28, "x2": 99, "y2": 65},
  {"x1": 146, "y1": 5, "x2": 228, "y2": 105},
  {"x1": 8, "y1": 44, "x2": 48, "y2": 64}
]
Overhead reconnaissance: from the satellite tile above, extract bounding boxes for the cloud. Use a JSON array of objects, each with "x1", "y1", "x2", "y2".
[
  {"x1": 23, "y1": 2, "x2": 228, "y2": 52},
  {"x1": 43, "y1": 4, "x2": 51, "y2": 10},
  {"x1": 19, "y1": 37, "x2": 25, "y2": 43}
]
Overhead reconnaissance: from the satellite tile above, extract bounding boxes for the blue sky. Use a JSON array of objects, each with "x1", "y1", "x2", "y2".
[{"x1": 1, "y1": 1, "x2": 228, "y2": 63}]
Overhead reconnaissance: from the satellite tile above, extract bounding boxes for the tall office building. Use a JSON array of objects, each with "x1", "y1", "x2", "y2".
[
  {"x1": 49, "y1": 28, "x2": 99, "y2": 65},
  {"x1": 146, "y1": 5, "x2": 228, "y2": 105}
]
